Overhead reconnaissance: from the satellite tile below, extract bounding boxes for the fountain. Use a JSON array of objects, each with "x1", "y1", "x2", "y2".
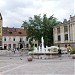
[{"x1": 28, "y1": 37, "x2": 59, "y2": 59}]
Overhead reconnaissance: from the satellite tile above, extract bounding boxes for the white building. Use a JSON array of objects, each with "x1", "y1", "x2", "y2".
[
  {"x1": 53, "y1": 15, "x2": 75, "y2": 47},
  {"x1": 2, "y1": 27, "x2": 38, "y2": 49}
]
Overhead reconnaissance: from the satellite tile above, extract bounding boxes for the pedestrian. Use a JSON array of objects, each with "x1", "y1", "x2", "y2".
[
  {"x1": 58, "y1": 49, "x2": 61, "y2": 57},
  {"x1": 58, "y1": 45, "x2": 61, "y2": 57},
  {"x1": 13, "y1": 48, "x2": 16, "y2": 54}
]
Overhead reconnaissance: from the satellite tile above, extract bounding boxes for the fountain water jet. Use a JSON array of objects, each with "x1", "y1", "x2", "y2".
[{"x1": 41, "y1": 37, "x2": 44, "y2": 52}]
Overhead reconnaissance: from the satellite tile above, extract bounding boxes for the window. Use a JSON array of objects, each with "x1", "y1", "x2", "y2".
[
  {"x1": 4, "y1": 37, "x2": 6, "y2": 41},
  {"x1": 18, "y1": 32, "x2": 22, "y2": 34},
  {"x1": 65, "y1": 34, "x2": 68, "y2": 40},
  {"x1": 64, "y1": 26, "x2": 68, "y2": 32},
  {"x1": 26, "y1": 44, "x2": 29, "y2": 48},
  {"x1": 58, "y1": 35, "x2": 61, "y2": 41},
  {"x1": 13, "y1": 44, "x2": 16, "y2": 48},
  {"x1": 8, "y1": 44, "x2": 11, "y2": 49},
  {"x1": 0, "y1": 28, "x2": 1, "y2": 33},
  {"x1": 9, "y1": 32, "x2": 12, "y2": 34},
  {"x1": 13, "y1": 38, "x2": 15, "y2": 41},
  {"x1": 19, "y1": 38, "x2": 23, "y2": 42},
  {"x1": 57, "y1": 27, "x2": 60, "y2": 34},
  {"x1": 35, "y1": 44, "x2": 37, "y2": 47}
]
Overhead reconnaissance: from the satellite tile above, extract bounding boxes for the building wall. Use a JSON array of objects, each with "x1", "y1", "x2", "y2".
[
  {"x1": 53, "y1": 15, "x2": 75, "y2": 47},
  {"x1": 60, "y1": 25, "x2": 64, "y2": 43},
  {"x1": 0, "y1": 13, "x2": 2, "y2": 47},
  {"x1": 2, "y1": 36, "x2": 38, "y2": 49}
]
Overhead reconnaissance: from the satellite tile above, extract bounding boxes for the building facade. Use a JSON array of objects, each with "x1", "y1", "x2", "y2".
[
  {"x1": 53, "y1": 15, "x2": 75, "y2": 47},
  {"x1": 2, "y1": 27, "x2": 38, "y2": 49},
  {"x1": 0, "y1": 13, "x2": 38, "y2": 49},
  {"x1": 0, "y1": 13, "x2": 2, "y2": 48}
]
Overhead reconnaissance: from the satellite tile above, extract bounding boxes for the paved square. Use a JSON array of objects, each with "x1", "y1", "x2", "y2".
[{"x1": 0, "y1": 53, "x2": 75, "y2": 75}]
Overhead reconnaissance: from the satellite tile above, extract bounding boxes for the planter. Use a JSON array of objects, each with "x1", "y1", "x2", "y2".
[
  {"x1": 72, "y1": 54, "x2": 75, "y2": 59},
  {"x1": 27, "y1": 56, "x2": 33, "y2": 61}
]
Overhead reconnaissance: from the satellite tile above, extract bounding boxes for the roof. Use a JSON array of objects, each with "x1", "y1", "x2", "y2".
[{"x1": 2, "y1": 27, "x2": 27, "y2": 36}]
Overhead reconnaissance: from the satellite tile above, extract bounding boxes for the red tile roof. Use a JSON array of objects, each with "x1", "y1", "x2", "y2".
[{"x1": 2, "y1": 27, "x2": 27, "y2": 36}]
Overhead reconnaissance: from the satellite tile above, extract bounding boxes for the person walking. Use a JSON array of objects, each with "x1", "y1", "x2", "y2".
[
  {"x1": 58, "y1": 45, "x2": 61, "y2": 57},
  {"x1": 13, "y1": 48, "x2": 16, "y2": 54}
]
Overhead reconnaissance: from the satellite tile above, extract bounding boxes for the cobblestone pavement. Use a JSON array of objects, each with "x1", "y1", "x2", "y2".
[{"x1": 0, "y1": 50, "x2": 75, "y2": 75}]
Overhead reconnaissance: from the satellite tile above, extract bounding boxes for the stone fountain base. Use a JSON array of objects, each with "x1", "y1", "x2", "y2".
[{"x1": 28, "y1": 52, "x2": 59, "y2": 59}]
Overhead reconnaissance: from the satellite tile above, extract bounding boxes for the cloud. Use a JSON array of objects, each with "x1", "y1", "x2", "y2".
[{"x1": 0, "y1": 0, "x2": 74, "y2": 27}]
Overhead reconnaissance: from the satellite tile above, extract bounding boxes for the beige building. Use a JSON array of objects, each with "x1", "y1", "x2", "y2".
[
  {"x1": 53, "y1": 15, "x2": 75, "y2": 47},
  {"x1": 0, "y1": 13, "x2": 3, "y2": 48}
]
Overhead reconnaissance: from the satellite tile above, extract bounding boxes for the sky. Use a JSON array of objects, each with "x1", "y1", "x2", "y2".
[{"x1": 0, "y1": 0, "x2": 74, "y2": 28}]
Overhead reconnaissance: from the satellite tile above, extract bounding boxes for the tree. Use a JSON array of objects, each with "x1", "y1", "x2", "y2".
[{"x1": 22, "y1": 14, "x2": 59, "y2": 47}]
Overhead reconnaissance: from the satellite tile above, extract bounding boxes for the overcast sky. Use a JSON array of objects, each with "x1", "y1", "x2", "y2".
[{"x1": 0, "y1": 0, "x2": 74, "y2": 28}]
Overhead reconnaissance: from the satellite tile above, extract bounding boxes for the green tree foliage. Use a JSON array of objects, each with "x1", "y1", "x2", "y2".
[{"x1": 22, "y1": 14, "x2": 59, "y2": 47}]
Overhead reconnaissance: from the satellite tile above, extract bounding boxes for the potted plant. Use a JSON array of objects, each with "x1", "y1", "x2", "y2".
[{"x1": 70, "y1": 47, "x2": 75, "y2": 59}]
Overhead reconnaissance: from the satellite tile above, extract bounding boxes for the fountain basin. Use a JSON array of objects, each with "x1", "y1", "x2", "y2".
[
  {"x1": 28, "y1": 52, "x2": 58, "y2": 55},
  {"x1": 28, "y1": 52, "x2": 58, "y2": 59}
]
